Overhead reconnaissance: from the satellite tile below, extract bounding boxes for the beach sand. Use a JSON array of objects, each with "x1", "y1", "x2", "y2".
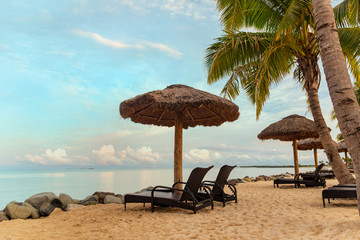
[{"x1": 0, "y1": 179, "x2": 359, "y2": 240}]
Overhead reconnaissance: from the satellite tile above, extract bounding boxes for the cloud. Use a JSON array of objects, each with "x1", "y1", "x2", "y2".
[
  {"x1": 72, "y1": 29, "x2": 182, "y2": 58},
  {"x1": 92, "y1": 145, "x2": 160, "y2": 166},
  {"x1": 25, "y1": 148, "x2": 69, "y2": 165},
  {"x1": 23, "y1": 148, "x2": 91, "y2": 166},
  {"x1": 184, "y1": 148, "x2": 212, "y2": 163},
  {"x1": 92, "y1": 145, "x2": 122, "y2": 165},
  {"x1": 120, "y1": 0, "x2": 216, "y2": 20}
]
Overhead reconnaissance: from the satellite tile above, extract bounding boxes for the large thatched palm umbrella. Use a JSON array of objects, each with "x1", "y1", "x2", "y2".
[
  {"x1": 337, "y1": 140, "x2": 349, "y2": 168},
  {"x1": 120, "y1": 84, "x2": 240, "y2": 184},
  {"x1": 297, "y1": 138, "x2": 323, "y2": 167},
  {"x1": 258, "y1": 114, "x2": 319, "y2": 175}
]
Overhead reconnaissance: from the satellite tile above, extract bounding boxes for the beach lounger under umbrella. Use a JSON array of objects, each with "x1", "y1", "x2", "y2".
[
  {"x1": 257, "y1": 114, "x2": 319, "y2": 175},
  {"x1": 120, "y1": 84, "x2": 239, "y2": 185},
  {"x1": 297, "y1": 138, "x2": 324, "y2": 167}
]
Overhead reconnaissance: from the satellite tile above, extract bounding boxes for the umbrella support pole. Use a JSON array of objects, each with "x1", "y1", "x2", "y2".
[
  {"x1": 345, "y1": 151, "x2": 349, "y2": 168},
  {"x1": 314, "y1": 148, "x2": 318, "y2": 167},
  {"x1": 292, "y1": 139, "x2": 299, "y2": 175},
  {"x1": 174, "y1": 112, "x2": 183, "y2": 188}
]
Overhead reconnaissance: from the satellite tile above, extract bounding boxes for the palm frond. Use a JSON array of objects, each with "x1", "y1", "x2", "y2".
[
  {"x1": 205, "y1": 31, "x2": 274, "y2": 84},
  {"x1": 216, "y1": 0, "x2": 247, "y2": 30},
  {"x1": 277, "y1": 0, "x2": 312, "y2": 33},
  {"x1": 338, "y1": 28, "x2": 360, "y2": 83},
  {"x1": 334, "y1": 0, "x2": 350, "y2": 27}
]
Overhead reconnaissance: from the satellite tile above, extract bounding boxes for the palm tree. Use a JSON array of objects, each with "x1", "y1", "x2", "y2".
[
  {"x1": 312, "y1": 0, "x2": 360, "y2": 214},
  {"x1": 205, "y1": 0, "x2": 359, "y2": 183},
  {"x1": 331, "y1": 82, "x2": 360, "y2": 141}
]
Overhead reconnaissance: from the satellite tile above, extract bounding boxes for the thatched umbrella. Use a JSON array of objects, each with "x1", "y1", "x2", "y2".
[
  {"x1": 257, "y1": 114, "x2": 319, "y2": 175},
  {"x1": 337, "y1": 140, "x2": 349, "y2": 168},
  {"x1": 297, "y1": 138, "x2": 323, "y2": 167},
  {"x1": 120, "y1": 84, "x2": 240, "y2": 184}
]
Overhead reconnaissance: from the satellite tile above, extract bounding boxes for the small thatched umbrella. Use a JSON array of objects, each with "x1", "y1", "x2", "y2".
[
  {"x1": 120, "y1": 84, "x2": 240, "y2": 185},
  {"x1": 257, "y1": 114, "x2": 319, "y2": 175},
  {"x1": 297, "y1": 138, "x2": 323, "y2": 167},
  {"x1": 337, "y1": 140, "x2": 349, "y2": 168}
]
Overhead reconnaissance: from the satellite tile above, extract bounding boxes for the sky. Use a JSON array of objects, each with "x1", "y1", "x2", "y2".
[{"x1": 0, "y1": 0, "x2": 347, "y2": 170}]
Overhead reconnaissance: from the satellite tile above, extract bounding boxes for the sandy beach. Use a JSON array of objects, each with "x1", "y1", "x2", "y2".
[{"x1": 0, "y1": 179, "x2": 359, "y2": 240}]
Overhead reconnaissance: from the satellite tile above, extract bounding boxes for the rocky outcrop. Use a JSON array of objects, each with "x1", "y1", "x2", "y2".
[
  {"x1": 25, "y1": 192, "x2": 59, "y2": 209},
  {"x1": 4, "y1": 202, "x2": 33, "y2": 219},
  {"x1": 23, "y1": 202, "x2": 40, "y2": 219},
  {"x1": 0, "y1": 211, "x2": 9, "y2": 221},
  {"x1": 39, "y1": 202, "x2": 56, "y2": 217},
  {"x1": 80, "y1": 195, "x2": 98, "y2": 206},
  {"x1": 104, "y1": 195, "x2": 123, "y2": 204},
  {"x1": 59, "y1": 193, "x2": 75, "y2": 209},
  {"x1": 93, "y1": 192, "x2": 115, "y2": 204}
]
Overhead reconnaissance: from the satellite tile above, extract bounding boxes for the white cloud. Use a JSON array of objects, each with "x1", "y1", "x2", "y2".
[
  {"x1": 121, "y1": 146, "x2": 160, "y2": 163},
  {"x1": 92, "y1": 145, "x2": 160, "y2": 166},
  {"x1": 121, "y1": 0, "x2": 216, "y2": 20},
  {"x1": 184, "y1": 148, "x2": 211, "y2": 163},
  {"x1": 25, "y1": 148, "x2": 69, "y2": 165},
  {"x1": 23, "y1": 148, "x2": 91, "y2": 166},
  {"x1": 72, "y1": 29, "x2": 182, "y2": 58},
  {"x1": 93, "y1": 145, "x2": 122, "y2": 165}
]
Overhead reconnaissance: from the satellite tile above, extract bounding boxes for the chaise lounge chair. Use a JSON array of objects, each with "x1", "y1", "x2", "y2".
[
  {"x1": 124, "y1": 166, "x2": 214, "y2": 214},
  {"x1": 274, "y1": 163, "x2": 326, "y2": 188},
  {"x1": 197, "y1": 165, "x2": 237, "y2": 207},
  {"x1": 322, "y1": 186, "x2": 357, "y2": 207}
]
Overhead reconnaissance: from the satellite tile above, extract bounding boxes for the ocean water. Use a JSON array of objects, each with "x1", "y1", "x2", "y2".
[{"x1": 0, "y1": 166, "x2": 314, "y2": 209}]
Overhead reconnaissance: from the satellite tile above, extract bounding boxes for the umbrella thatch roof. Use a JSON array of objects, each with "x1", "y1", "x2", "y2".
[
  {"x1": 337, "y1": 140, "x2": 347, "y2": 152},
  {"x1": 257, "y1": 114, "x2": 319, "y2": 141},
  {"x1": 120, "y1": 84, "x2": 240, "y2": 129},
  {"x1": 297, "y1": 138, "x2": 323, "y2": 150}
]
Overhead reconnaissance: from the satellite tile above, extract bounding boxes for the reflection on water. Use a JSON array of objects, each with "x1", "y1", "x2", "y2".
[
  {"x1": 0, "y1": 166, "x2": 315, "y2": 209},
  {"x1": 99, "y1": 171, "x2": 114, "y2": 193},
  {"x1": 44, "y1": 173, "x2": 65, "y2": 178}
]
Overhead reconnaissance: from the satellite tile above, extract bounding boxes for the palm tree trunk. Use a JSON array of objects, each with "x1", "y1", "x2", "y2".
[
  {"x1": 307, "y1": 88, "x2": 355, "y2": 184},
  {"x1": 313, "y1": 0, "x2": 360, "y2": 214}
]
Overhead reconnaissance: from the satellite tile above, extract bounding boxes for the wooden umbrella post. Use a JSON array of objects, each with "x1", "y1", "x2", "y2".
[
  {"x1": 345, "y1": 151, "x2": 349, "y2": 168},
  {"x1": 313, "y1": 147, "x2": 318, "y2": 167},
  {"x1": 174, "y1": 112, "x2": 183, "y2": 188},
  {"x1": 292, "y1": 139, "x2": 299, "y2": 175}
]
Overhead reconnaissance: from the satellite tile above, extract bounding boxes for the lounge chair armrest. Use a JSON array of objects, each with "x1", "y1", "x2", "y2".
[
  {"x1": 172, "y1": 181, "x2": 187, "y2": 188},
  {"x1": 197, "y1": 185, "x2": 213, "y2": 202},
  {"x1": 225, "y1": 182, "x2": 237, "y2": 195},
  {"x1": 152, "y1": 185, "x2": 183, "y2": 194},
  {"x1": 202, "y1": 180, "x2": 216, "y2": 185}
]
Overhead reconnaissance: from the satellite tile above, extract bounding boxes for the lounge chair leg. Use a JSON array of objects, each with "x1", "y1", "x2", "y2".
[
  {"x1": 124, "y1": 202, "x2": 126, "y2": 211},
  {"x1": 322, "y1": 198, "x2": 325, "y2": 208},
  {"x1": 222, "y1": 201, "x2": 225, "y2": 207},
  {"x1": 143, "y1": 203, "x2": 145, "y2": 207}
]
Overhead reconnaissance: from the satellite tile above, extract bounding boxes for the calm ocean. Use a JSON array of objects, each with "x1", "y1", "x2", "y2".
[{"x1": 0, "y1": 166, "x2": 314, "y2": 209}]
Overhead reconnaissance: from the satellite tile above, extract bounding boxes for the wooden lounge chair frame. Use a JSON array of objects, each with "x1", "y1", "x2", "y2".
[
  {"x1": 199, "y1": 165, "x2": 237, "y2": 207},
  {"x1": 322, "y1": 187, "x2": 357, "y2": 207},
  {"x1": 274, "y1": 163, "x2": 326, "y2": 188},
  {"x1": 124, "y1": 166, "x2": 214, "y2": 214}
]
